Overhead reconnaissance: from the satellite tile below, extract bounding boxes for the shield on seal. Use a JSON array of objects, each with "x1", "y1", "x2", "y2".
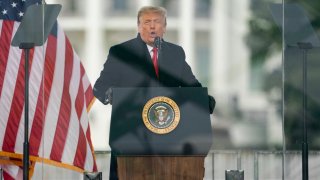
[{"x1": 142, "y1": 96, "x2": 180, "y2": 134}]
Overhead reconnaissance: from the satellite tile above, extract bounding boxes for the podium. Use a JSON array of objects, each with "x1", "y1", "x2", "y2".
[{"x1": 110, "y1": 87, "x2": 213, "y2": 179}]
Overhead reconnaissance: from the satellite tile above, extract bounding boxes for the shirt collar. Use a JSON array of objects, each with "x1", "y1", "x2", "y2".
[{"x1": 146, "y1": 44, "x2": 154, "y2": 52}]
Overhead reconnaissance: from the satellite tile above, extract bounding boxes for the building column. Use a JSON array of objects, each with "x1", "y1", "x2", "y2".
[
  {"x1": 137, "y1": 0, "x2": 152, "y2": 7},
  {"x1": 179, "y1": 0, "x2": 195, "y2": 70},
  {"x1": 85, "y1": 0, "x2": 104, "y2": 83},
  {"x1": 84, "y1": 0, "x2": 111, "y2": 151},
  {"x1": 210, "y1": 0, "x2": 228, "y2": 95},
  {"x1": 209, "y1": 0, "x2": 234, "y2": 113}
]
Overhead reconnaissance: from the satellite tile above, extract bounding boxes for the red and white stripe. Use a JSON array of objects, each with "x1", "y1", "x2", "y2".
[
  {"x1": 0, "y1": 165, "x2": 23, "y2": 180},
  {"x1": 0, "y1": 20, "x2": 97, "y2": 173}
]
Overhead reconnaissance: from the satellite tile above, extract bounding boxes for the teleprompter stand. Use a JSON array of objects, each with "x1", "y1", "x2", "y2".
[
  {"x1": 271, "y1": 3, "x2": 320, "y2": 180},
  {"x1": 11, "y1": 4, "x2": 61, "y2": 180}
]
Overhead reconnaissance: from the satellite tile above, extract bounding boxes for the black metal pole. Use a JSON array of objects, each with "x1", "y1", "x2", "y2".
[
  {"x1": 19, "y1": 43, "x2": 34, "y2": 180},
  {"x1": 302, "y1": 48, "x2": 308, "y2": 180},
  {"x1": 23, "y1": 47, "x2": 30, "y2": 180},
  {"x1": 297, "y1": 42, "x2": 312, "y2": 180}
]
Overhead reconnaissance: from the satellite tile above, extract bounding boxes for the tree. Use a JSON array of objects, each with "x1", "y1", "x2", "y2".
[{"x1": 246, "y1": 0, "x2": 320, "y2": 149}]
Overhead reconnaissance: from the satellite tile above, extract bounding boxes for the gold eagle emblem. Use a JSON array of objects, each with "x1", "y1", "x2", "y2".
[{"x1": 142, "y1": 96, "x2": 180, "y2": 134}]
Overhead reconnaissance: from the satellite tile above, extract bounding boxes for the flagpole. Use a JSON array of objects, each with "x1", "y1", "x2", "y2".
[{"x1": 20, "y1": 43, "x2": 35, "y2": 180}]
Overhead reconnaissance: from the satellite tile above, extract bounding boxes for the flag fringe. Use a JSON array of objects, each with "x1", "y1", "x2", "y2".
[
  {"x1": 87, "y1": 97, "x2": 96, "y2": 113},
  {"x1": 0, "y1": 151, "x2": 85, "y2": 173}
]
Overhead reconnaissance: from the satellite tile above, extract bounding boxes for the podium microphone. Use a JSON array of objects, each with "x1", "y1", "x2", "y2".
[{"x1": 154, "y1": 36, "x2": 162, "y2": 51}]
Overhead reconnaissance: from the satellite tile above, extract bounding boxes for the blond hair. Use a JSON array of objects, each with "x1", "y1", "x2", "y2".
[{"x1": 137, "y1": 6, "x2": 167, "y2": 25}]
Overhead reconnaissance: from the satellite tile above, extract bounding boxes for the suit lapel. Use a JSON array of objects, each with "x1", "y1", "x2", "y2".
[
  {"x1": 158, "y1": 41, "x2": 168, "y2": 82},
  {"x1": 136, "y1": 36, "x2": 158, "y2": 80}
]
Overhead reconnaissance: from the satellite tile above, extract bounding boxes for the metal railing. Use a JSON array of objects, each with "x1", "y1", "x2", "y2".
[{"x1": 27, "y1": 150, "x2": 320, "y2": 179}]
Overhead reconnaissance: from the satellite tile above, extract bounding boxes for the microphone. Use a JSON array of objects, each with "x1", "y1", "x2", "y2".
[{"x1": 154, "y1": 36, "x2": 162, "y2": 51}]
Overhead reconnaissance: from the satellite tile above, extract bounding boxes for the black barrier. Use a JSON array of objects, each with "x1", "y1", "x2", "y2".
[{"x1": 83, "y1": 172, "x2": 102, "y2": 180}]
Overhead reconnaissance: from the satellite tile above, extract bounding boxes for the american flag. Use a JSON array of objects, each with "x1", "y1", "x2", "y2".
[{"x1": 0, "y1": 0, "x2": 97, "y2": 179}]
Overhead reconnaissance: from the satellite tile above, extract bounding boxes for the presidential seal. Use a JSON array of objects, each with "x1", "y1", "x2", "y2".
[{"x1": 142, "y1": 96, "x2": 180, "y2": 134}]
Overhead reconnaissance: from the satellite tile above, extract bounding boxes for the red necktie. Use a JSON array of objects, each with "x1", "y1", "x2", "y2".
[{"x1": 152, "y1": 47, "x2": 159, "y2": 78}]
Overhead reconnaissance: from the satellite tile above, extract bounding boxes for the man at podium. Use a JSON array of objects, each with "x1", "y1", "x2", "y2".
[{"x1": 93, "y1": 6, "x2": 215, "y2": 180}]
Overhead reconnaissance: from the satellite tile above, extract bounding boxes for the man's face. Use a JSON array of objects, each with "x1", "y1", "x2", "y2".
[{"x1": 138, "y1": 12, "x2": 166, "y2": 46}]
